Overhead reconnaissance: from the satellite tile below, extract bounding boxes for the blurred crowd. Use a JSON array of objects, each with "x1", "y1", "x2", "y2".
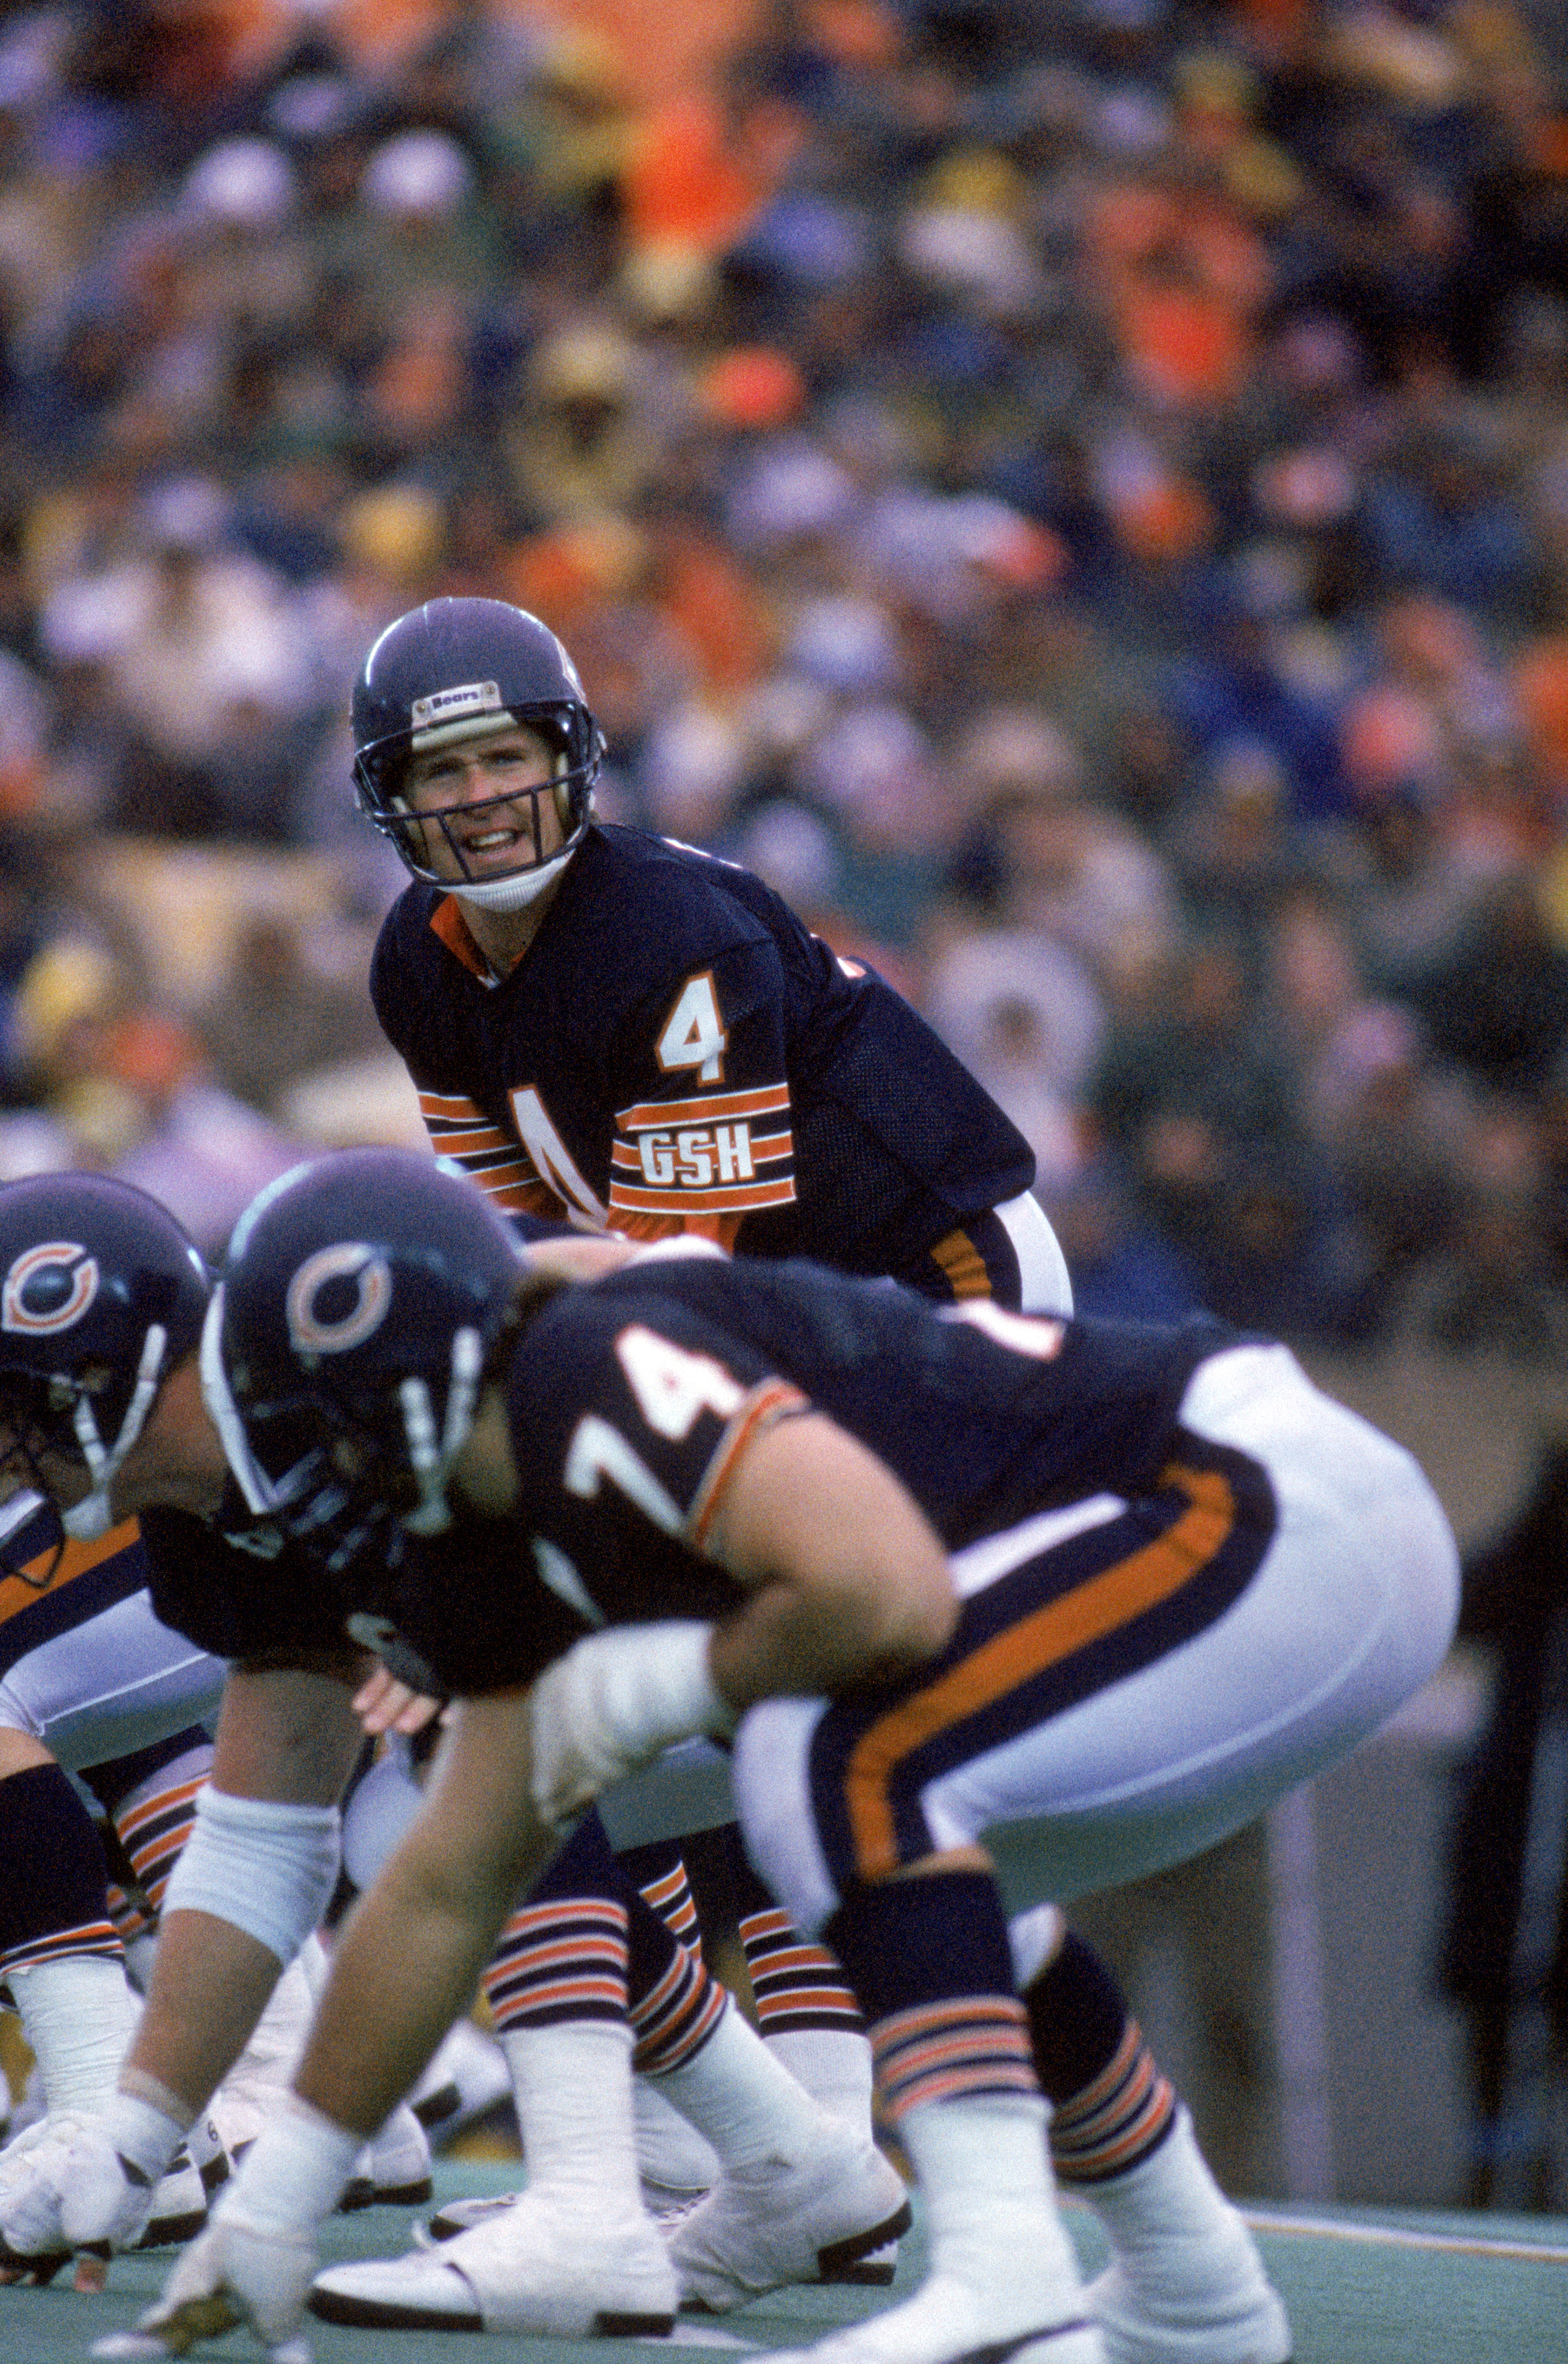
[{"x1": 0, "y1": 0, "x2": 1564, "y2": 1359}]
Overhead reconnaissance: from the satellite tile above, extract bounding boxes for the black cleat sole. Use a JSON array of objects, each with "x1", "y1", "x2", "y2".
[
  {"x1": 817, "y1": 2197, "x2": 913, "y2": 2282},
  {"x1": 337, "y1": 2174, "x2": 435, "y2": 2213},
  {"x1": 308, "y1": 2289, "x2": 676, "y2": 2337}
]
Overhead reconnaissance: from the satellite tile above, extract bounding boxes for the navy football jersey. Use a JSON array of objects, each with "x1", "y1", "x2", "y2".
[
  {"x1": 140, "y1": 1488, "x2": 350, "y2": 1666},
  {"x1": 370, "y1": 824, "x2": 1033, "y2": 1277},
  {"x1": 360, "y1": 1259, "x2": 1236, "y2": 1698}
]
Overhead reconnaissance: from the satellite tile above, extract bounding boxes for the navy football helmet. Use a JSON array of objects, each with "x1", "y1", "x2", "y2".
[
  {"x1": 204, "y1": 1148, "x2": 526, "y2": 1572},
  {"x1": 0, "y1": 1172, "x2": 210, "y2": 1539},
  {"x1": 351, "y1": 597, "x2": 604, "y2": 908}
]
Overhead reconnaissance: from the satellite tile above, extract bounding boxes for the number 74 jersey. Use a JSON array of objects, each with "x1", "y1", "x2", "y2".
[
  {"x1": 373, "y1": 1254, "x2": 1244, "y2": 1701},
  {"x1": 370, "y1": 824, "x2": 1033, "y2": 1270}
]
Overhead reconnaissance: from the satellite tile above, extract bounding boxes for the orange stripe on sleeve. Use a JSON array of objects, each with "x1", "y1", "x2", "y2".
[
  {"x1": 0, "y1": 1518, "x2": 143, "y2": 1632},
  {"x1": 688, "y1": 1379, "x2": 811, "y2": 1551},
  {"x1": 929, "y1": 1227, "x2": 994, "y2": 1300},
  {"x1": 617, "y1": 1083, "x2": 791, "y2": 1131},
  {"x1": 426, "y1": 1125, "x2": 515, "y2": 1157}
]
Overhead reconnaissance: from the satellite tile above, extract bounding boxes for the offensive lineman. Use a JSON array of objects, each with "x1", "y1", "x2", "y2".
[
  {"x1": 0, "y1": 1161, "x2": 1306, "y2": 2362},
  {"x1": 125, "y1": 1147, "x2": 1456, "y2": 2364},
  {"x1": 0, "y1": 1172, "x2": 911, "y2": 2327},
  {"x1": 0, "y1": 1180, "x2": 433, "y2": 2289}
]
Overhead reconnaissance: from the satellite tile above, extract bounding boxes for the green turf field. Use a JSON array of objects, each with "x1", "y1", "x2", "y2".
[{"x1": 7, "y1": 2160, "x2": 1567, "y2": 2363}]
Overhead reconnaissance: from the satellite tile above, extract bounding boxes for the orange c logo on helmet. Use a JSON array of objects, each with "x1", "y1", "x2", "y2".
[
  {"x1": 285, "y1": 1243, "x2": 393, "y2": 1357},
  {"x1": 1, "y1": 1240, "x2": 100, "y2": 1334}
]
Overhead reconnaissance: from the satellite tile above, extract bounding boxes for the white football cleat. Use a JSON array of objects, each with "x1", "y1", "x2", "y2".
[
  {"x1": 423, "y1": 2072, "x2": 722, "y2": 2241},
  {"x1": 668, "y1": 2129, "x2": 912, "y2": 2312},
  {"x1": 337, "y1": 2100, "x2": 434, "y2": 2210},
  {"x1": 425, "y1": 2187, "x2": 520, "y2": 2242},
  {"x1": 424, "y1": 2178, "x2": 710, "y2": 2244},
  {"x1": 426, "y1": 2187, "x2": 520, "y2": 2240},
  {"x1": 1086, "y1": 2233, "x2": 1291, "y2": 2364},
  {"x1": 309, "y1": 2193, "x2": 678, "y2": 2335},
  {"x1": 750, "y1": 2270, "x2": 1106, "y2": 2364}
]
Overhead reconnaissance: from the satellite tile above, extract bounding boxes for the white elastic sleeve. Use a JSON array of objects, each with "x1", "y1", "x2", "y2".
[
  {"x1": 994, "y1": 1189, "x2": 1074, "y2": 1316},
  {"x1": 161, "y1": 1786, "x2": 342, "y2": 1970},
  {"x1": 7, "y1": 1955, "x2": 141, "y2": 2114}
]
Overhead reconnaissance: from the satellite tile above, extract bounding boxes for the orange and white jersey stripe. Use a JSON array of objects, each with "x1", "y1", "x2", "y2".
[
  {"x1": 730, "y1": 1343, "x2": 1459, "y2": 1942},
  {"x1": 417, "y1": 1089, "x2": 565, "y2": 1222},
  {"x1": 609, "y1": 1081, "x2": 796, "y2": 1220}
]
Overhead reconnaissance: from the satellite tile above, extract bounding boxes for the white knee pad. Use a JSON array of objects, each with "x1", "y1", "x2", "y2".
[{"x1": 162, "y1": 1786, "x2": 341, "y2": 1970}]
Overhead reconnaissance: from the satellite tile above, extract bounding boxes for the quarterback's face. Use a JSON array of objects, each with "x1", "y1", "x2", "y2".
[{"x1": 402, "y1": 722, "x2": 563, "y2": 884}]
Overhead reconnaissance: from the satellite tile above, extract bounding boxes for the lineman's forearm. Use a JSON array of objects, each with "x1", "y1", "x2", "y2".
[
  {"x1": 710, "y1": 1573, "x2": 947, "y2": 1708},
  {"x1": 291, "y1": 1689, "x2": 557, "y2": 2135},
  {"x1": 290, "y1": 1838, "x2": 525, "y2": 2139}
]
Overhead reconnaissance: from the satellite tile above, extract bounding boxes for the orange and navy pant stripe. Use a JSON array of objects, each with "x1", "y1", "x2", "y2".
[{"x1": 805, "y1": 1430, "x2": 1276, "y2": 1894}]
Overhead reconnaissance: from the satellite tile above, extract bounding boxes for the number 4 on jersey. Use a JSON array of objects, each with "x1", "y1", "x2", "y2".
[
  {"x1": 657, "y1": 973, "x2": 727, "y2": 1084},
  {"x1": 615, "y1": 1325, "x2": 745, "y2": 1436}
]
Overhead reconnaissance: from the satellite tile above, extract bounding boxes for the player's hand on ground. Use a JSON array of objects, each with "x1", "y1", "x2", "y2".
[
  {"x1": 50, "y1": 2084, "x2": 200, "y2": 2283},
  {"x1": 0, "y1": 2109, "x2": 131, "y2": 2282},
  {"x1": 0, "y1": 2111, "x2": 70, "y2": 2270},
  {"x1": 135, "y1": 2199, "x2": 316, "y2": 2356},
  {"x1": 58, "y1": 2112, "x2": 173, "y2": 2259}
]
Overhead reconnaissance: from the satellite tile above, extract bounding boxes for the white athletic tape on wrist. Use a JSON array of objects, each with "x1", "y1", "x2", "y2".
[
  {"x1": 545, "y1": 1620, "x2": 732, "y2": 1754},
  {"x1": 161, "y1": 1786, "x2": 341, "y2": 1971},
  {"x1": 529, "y1": 1623, "x2": 735, "y2": 1823},
  {"x1": 217, "y1": 2090, "x2": 362, "y2": 2236},
  {"x1": 100, "y1": 2088, "x2": 190, "y2": 2178},
  {"x1": 58, "y1": 2091, "x2": 185, "y2": 2251},
  {"x1": 7, "y1": 1953, "x2": 141, "y2": 2115}
]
